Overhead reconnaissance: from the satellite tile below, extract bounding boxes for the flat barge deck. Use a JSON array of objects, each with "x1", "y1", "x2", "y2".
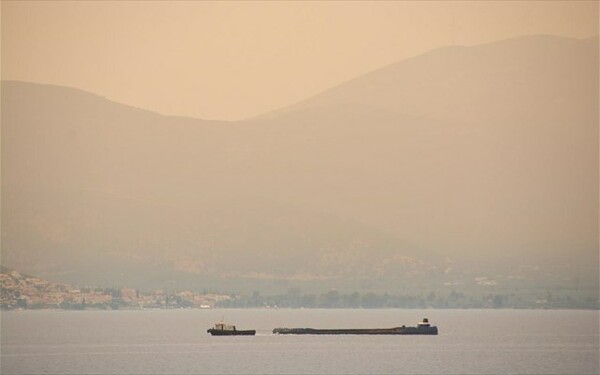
[{"x1": 273, "y1": 318, "x2": 438, "y2": 335}]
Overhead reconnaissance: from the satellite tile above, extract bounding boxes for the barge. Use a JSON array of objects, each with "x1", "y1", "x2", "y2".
[{"x1": 273, "y1": 318, "x2": 437, "y2": 335}]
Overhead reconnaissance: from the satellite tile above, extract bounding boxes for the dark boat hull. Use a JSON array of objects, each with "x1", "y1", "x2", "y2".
[
  {"x1": 207, "y1": 329, "x2": 256, "y2": 336},
  {"x1": 272, "y1": 326, "x2": 438, "y2": 335}
]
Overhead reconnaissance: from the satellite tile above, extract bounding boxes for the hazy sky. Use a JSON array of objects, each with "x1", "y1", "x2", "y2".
[{"x1": 2, "y1": 1, "x2": 598, "y2": 120}]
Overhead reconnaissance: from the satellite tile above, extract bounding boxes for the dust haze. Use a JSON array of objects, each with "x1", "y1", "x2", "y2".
[{"x1": 1, "y1": 2, "x2": 598, "y2": 300}]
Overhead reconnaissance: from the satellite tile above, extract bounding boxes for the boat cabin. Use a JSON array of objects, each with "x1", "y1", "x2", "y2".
[
  {"x1": 213, "y1": 321, "x2": 236, "y2": 331},
  {"x1": 417, "y1": 318, "x2": 430, "y2": 327}
]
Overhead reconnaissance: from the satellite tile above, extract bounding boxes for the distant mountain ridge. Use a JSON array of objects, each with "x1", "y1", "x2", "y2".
[
  {"x1": 256, "y1": 35, "x2": 598, "y2": 122},
  {"x1": 2, "y1": 35, "x2": 598, "y2": 293}
]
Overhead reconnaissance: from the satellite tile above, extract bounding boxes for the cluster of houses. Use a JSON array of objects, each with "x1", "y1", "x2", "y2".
[{"x1": 0, "y1": 268, "x2": 231, "y2": 310}]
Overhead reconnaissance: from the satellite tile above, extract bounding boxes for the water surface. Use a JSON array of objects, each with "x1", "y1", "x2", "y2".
[{"x1": 1, "y1": 309, "x2": 598, "y2": 374}]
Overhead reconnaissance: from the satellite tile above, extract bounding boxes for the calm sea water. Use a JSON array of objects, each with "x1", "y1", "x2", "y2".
[{"x1": 1, "y1": 309, "x2": 598, "y2": 374}]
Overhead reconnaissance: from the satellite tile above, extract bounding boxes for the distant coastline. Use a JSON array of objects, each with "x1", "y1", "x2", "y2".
[{"x1": 2, "y1": 267, "x2": 597, "y2": 311}]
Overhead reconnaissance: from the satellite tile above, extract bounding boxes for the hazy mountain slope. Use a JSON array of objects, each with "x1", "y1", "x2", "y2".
[
  {"x1": 259, "y1": 35, "x2": 597, "y2": 124},
  {"x1": 2, "y1": 82, "x2": 428, "y2": 291},
  {"x1": 2, "y1": 35, "x2": 598, "y2": 292},
  {"x1": 250, "y1": 34, "x2": 598, "y2": 263}
]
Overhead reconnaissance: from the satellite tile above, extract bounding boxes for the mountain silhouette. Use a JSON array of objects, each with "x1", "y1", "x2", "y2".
[{"x1": 2, "y1": 35, "x2": 597, "y2": 292}]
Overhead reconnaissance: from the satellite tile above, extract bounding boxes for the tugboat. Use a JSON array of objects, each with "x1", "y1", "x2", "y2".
[
  {"x1": 273, "y1": 317, "x2": 438, "y2": 335},
  {"x1": 207, "y1": 321, "x2": 256, "y2": 336}
]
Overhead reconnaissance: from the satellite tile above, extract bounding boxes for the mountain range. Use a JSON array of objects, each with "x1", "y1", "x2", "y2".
[{"x1": 2, "y1": 35, "x2": 598, "y2": 294}]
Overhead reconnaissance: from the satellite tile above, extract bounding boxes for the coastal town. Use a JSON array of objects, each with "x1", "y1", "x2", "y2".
[
  {"x1": 2, "y1": 266, "x2": 598, "y2": 310},
  {"x1": 0, "y1": 267, "x2": 231, "y2": 310}
]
